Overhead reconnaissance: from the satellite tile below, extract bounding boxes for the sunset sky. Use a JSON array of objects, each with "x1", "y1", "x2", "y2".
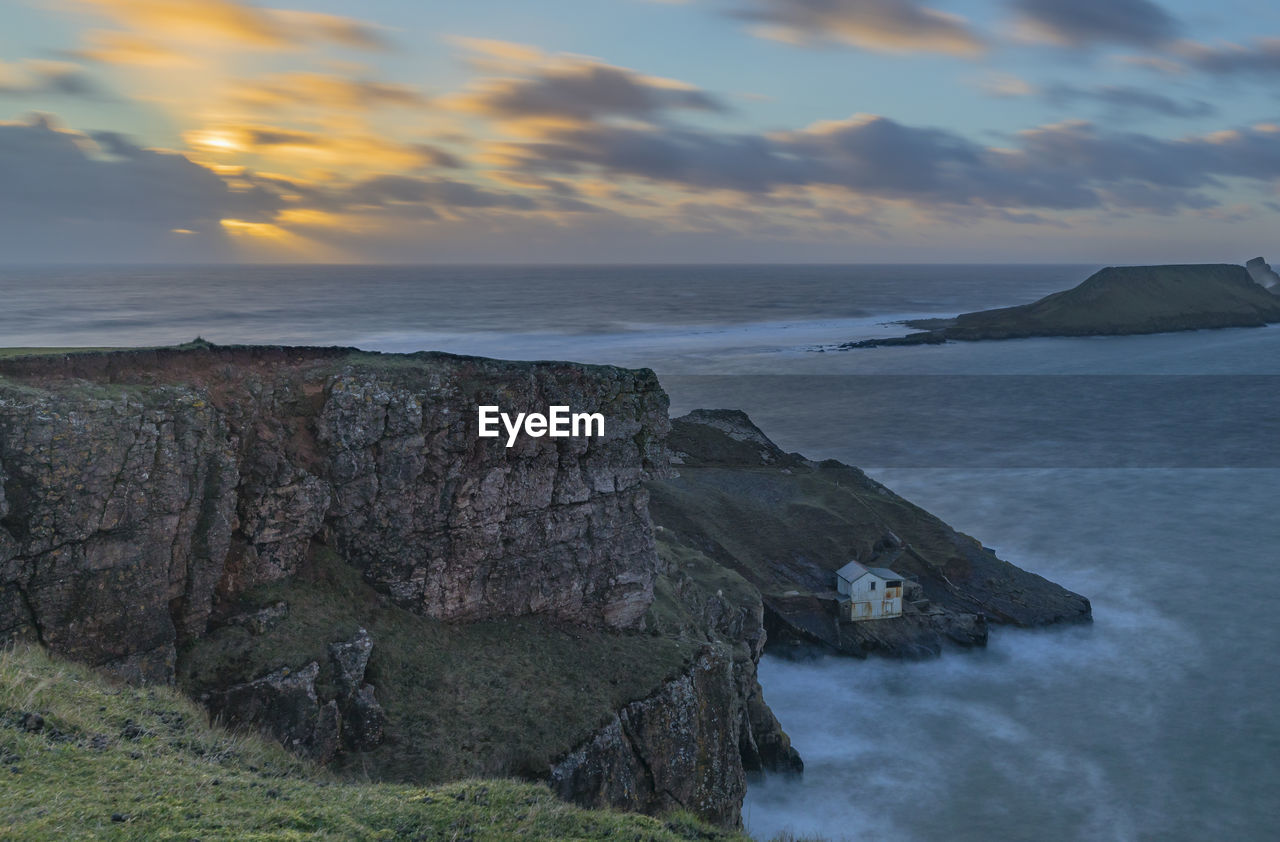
[{"x1": 3, "y1": 0, "x2": 1280, "y2": 263}]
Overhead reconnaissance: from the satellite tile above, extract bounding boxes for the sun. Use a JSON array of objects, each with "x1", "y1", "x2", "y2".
[{"x1": 186, "y1": 129, "x2": 244, "y2": 154}]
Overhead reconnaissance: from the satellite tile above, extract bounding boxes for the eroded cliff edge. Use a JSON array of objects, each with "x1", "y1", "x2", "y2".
[
  {"x1": 0, "y1": 344, "x2": 793, "y2": 826},
  {"x1": 0, "y1": 345, "x2": 667, "y2": 678}
]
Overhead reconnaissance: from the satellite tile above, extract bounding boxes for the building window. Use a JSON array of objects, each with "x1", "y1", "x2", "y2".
[
  {"x1": 870, "y1": 581, "x2": 876, "y2": 591},
  {"x1": 887, "y1": 580, "x2": 901, "y2": 588}
]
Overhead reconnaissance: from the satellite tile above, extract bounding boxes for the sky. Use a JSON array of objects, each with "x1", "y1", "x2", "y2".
[{"x1": 2, "y1": 0, "x2": 1280, "y2": 263}]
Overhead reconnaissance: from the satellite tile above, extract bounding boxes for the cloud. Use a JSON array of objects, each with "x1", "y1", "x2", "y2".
[
  {"x1": 978, "y1": 72, "x2": 1037, "y2": 97},
  {"x1": 448, "y1": 37, "x2": 548, "y2": 70},
  {"x1": 72, "y1": 31, "x2": 192, "y2": 66},
  {"x1": 447, "y1": 54, "x2": 727, "y2": 125},
  {"x1": 72, "y1": 0, "x2": 390, "y2": 53},
  {"x1": 0, "y1": 116, "x2": 279, "y2": 260},
  {"x1": 729, "y1": 0, "x2": 984, "y2": 55},
  {"x1": 184, "y1": 123, "x2": 459, "y2": 172},
  {"x1": 0, "y1": 61, "x2": 105, "y2": 98},
  {"x1": 1177, "y1": 38, "x2": 1280, "y2": 77},
  {"x1": 339, "y1": 174, "x2": 538, "y2": 213},
  {"x1": 1008, "y1": 120, "x2": 1280, "y2": 194},
  {"x1": 490, "y1": 115, "x2": 1085, "y2": 207},
  {"x1": 493, "y1": 108, "x2": 1280, "y2": 217},
  {"x1": 1042, "y1": 84, "x2": 1215, "y2": 119},
  {"x1": 0, "y1": 113, "x2": 583, "y2": 261},
  {"x1": 1011, "y1": 0, "x2": 1180, "y2": 48},
  {"x1": 226, "y1": 73, "x2": 429, "y2": 111}
]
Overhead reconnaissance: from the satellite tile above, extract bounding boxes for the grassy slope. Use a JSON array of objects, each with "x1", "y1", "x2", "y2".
[
  {"x1": 0, "y1": 347, "x2": 127, "y2": 359},
  {"x1": 179, "y1": 549, "x2": 692, "y2": 785},
  {"x1": 0, "y1": 645, "x2": 748, "y2": 842}
]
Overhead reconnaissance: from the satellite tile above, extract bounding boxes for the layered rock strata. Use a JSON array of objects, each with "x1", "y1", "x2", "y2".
[{"x1": 0, "y1": 346, "x2": 669, "y2": 682}]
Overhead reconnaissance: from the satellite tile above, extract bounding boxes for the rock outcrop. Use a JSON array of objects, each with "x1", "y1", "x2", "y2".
[
  {"x1": 0, "y1": 345, "x2": 1092, "y2": 828},
  {"x1": 1246, "y1": 256, "x2": 1280, "y2": 290},
  {"x1": 649, "y1": 410, "x2": 1091, "y2": 660},
  {"x1": 0, "y1": 346, "x2": 669, "y2": 684},
  {"x1": 205, "y1": 627, "x2": 387, "y2": 762},
  {"x1": 842, "y1": 262, "x2": 1280, "y2": 347},
  {"x1": 551, "y1": 648, "x2": 748, "y2": 827}
]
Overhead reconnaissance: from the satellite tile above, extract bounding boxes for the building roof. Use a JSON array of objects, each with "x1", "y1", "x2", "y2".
[
  {"x1": 835, "y1": 560, "x2": 902, "y2": 583},
  {"x1": 835, "y1": 560, "x2": 867, "y2": 583}
]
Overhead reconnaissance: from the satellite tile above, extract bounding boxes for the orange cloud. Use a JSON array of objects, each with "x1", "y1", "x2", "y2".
[
  {"x1": 226, "y1": 72, "x2": 428, "y2": 111},
  {"x1": 734, "y1": 0, "x2": 984, "y2": 56},
  {"x1": 74, "y1": 30, "x2": 193, "y2": 65},
  {"x1": 72, "y1": 0, "x2": 390, "y2": 52},
  {"x1": 183, "y1": 122, "x2": 458, "y2": 173}
]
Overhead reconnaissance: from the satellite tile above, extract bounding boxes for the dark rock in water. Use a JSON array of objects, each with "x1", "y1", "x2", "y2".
[
  {"x1": 1246, "y1": 256, "x2": 1280, "y2": 290},
  {"x1": 839, "y1": 331, "x2": 947, "y2": 349},
  {"x1": 845, "y1": 262, "x2": 1280, "y2": 347},
  {"x1": 740, "y1": 685, "x2": 804, "y2": 774}
]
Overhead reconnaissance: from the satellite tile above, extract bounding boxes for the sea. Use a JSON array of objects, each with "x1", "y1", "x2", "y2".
[{"x1": 2, "y1": 264, "x2": 1277, "y2": 841}]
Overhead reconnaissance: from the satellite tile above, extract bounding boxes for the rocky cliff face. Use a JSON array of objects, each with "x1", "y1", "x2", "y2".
[
  {"x1": 1246, "y1": 256, "x2": 1280, "y2": 290},
  {"x1": 0, "y1": 345, "x2": 794, "y2": 827},
  {"x1": 550, "y1": 548, "x2": 802, "y2": 825},
  {"x1": 0, "y1": 346, "x2": 669, "y2": 683},
  {"x1": 0, "y1": 346, "x2": 1089, "y2": 828},
  {"x1": 550, "y1": 648, "x2": 747, "y2": 826}
]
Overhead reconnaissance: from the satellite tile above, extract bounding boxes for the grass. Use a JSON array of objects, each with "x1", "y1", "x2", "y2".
[
  {"x1": 178, "y1": 548, "x2": 692, "y2": 785},
  {"x1": 0, "y1": 644, "x2": 752, "y2": 841},
  {"x1": 0, "y1": 348, "x2": 121, "y2": 359}
]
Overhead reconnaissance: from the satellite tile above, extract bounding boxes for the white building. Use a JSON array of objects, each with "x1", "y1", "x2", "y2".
[{"x1": 835, "y1": 560, "x2": 904, "y2": 621}]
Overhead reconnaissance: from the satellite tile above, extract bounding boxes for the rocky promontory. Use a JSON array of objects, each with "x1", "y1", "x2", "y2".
[
  {"x1": 648, "y1": 410, "x2": 1091, "y2": 659},
  {"x1": 0, "y1": 344, "x2": 789, "y2": 826},
  {"x1": 843, "y1": 261, "x2": 1280, "y2": 348},
  {"x1": 0, "y1": 344, "x2": 1090, "y2": 828}
]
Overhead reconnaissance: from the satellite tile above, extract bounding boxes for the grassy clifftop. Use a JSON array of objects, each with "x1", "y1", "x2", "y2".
[{"x1": 0, "y1": 644, "x2": 748, "y2": 841}]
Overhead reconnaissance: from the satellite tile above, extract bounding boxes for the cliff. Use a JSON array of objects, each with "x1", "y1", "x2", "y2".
[
  {"x1": 0, "y1": 344, "x2": 668, "y2": 683},
  {"x1": 0, "y1": 644, "x2": 748, "y2": 841},
  {"x1": 648, "y1": 410, "x2": 1091, "y2": 659},
  {"x1": 0, "y1": 345, "x2": 1089, "y2": 829},
  {"x1": 843, "y1": 262, "x2": 1280, "y2": 347},
  {"x1": 1247, "y1": 256, "x2": 1280, "y2": 289},
  {"x1": 0, "y1": 344, "x2": 791, "y2": 827}
]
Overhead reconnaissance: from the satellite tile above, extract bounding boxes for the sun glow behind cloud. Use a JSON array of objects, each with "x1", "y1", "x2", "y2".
[{"x1": 1, "y1": 0, "x2": 1278, "y2": 262}]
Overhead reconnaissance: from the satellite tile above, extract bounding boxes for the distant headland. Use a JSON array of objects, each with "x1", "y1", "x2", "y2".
[{"x1": 841, "y1": 259, "x2": 1280, "y2": 348}]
